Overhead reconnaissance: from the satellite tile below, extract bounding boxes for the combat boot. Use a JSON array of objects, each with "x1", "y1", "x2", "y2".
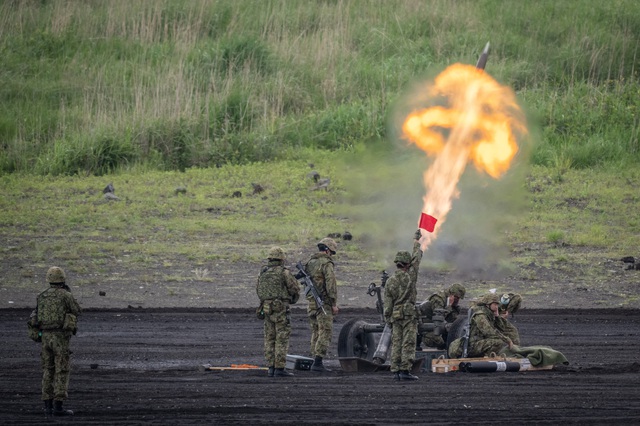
[
  {"x1": 44, "y1": 399, "x2": 53, "y2": 417},
  {"x1": 398, "y1": 370, "x2": 419, "y2": 381},
  {"x1": 53, "y1": 400, "x2": 74, "y2": 416},
  {"x1": 311, "y1": 356, "x2": 331, "y2": 372},
  {"x1": 267, "y1": 366, "x2": 275, "y2": 377},
  {"x1": 273, "y1": 368, "x2": 294, "y2": 377}
]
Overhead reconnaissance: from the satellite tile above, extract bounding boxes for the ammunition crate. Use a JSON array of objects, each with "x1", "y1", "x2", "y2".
[{"x1": 286, "y1": 355, "x2": 314, "y2": 371}]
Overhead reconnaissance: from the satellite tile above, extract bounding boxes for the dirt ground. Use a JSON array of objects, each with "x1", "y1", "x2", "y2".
[{"x1": 1, "y1": 306, "x2": 639, "y2": 425}]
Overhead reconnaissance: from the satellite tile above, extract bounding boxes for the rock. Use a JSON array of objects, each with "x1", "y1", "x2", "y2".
[
  {"x1": 251, "y1": 183, "x2": 264, "y2": 194},
  {"x1": 232, "y1": 191, "x2": 242, "y2": 198},
  {"x1": 103, "y1": 183, "x2": 115, "y2": 194},
  {"x1": 342, "y1": 231, "x2": 353, "y2": 241},
  {"x1": 104, "y1": 192, "x2": 120, "y2": 201},
  {"x1": 175, "y1": 186, "x2": 187, "y2": 195},
  {"x1": 307, "y1": 171, "x2": 320, "y2": 182},
  {"x1": 99, "y1": 291, "x2": 106, "y2": 296},
  {"x1": 620, "y1": 256, "x2": 635, "y2": 264},
  {"x1": 312, "y1": 178, "x2": 330, "y2": 191}
]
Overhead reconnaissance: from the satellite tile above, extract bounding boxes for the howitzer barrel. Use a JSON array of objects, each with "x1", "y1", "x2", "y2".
[
  {"x1": 362, "y1": 324, "x2": 385, "y2": 333},
  {"x1": 372, "y1": 324, "x2": 392, "y2": 363},
  {"x1": 417, "y1": 323, "x2": 439, "y2": 333}
]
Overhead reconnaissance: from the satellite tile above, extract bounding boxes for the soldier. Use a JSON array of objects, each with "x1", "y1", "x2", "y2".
[
  {"x1": 383, "y1": 230, "x2": 423, "y2": 381},
  {"x1": 36, "y1": 266, "x2": 81, "y2": 417},
  {"x1": 417, "y1": 283, "x2": 466, "y2": 349},
  {"x1": 467, "y1": 294, "x2": 514, "y2": 358},
  {"x1": 256, "y1": 247, "x2": 301, "y2": 377},
  {"x1": 304, "y1": 237, "x2": 339, "y2": 372},
  {"x1": 496, "y1": 292, "x2": 522, "y2": 345}
]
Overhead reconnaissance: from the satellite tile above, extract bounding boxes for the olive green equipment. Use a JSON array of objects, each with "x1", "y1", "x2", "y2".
[
  {"x1": 27, "y1": 309, "x2": 41, "y2": 342},
  {"x1": 256, "y1": 302, "x2": 265, "y2": 320},
  {"x1": 317, "y1": 237, "x2": 337, "y2": 254},
  {"x1": 294, "y1": 261, "x2": 326, "y2": 315},
  {"x1": 268, "y1": 246, "x2": 285, "y2": 260},
  {"x1": 46, "y1": 266, "x2": 65, "y2": 283},
  {"x1": 394, "y1": 251, "x2": 411, "y2": 265}
]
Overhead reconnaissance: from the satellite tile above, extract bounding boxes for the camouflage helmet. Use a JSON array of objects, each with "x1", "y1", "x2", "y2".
[
  {"x1": 268, "y1": 246, "x2": 285, "y2": 260},
  {"x1": 478, "y1": 293, "x2": 500, "y2": 306},
  {"x1": 501, "y1": 293, "x2": 522, "y2": 314},
  {"x1": 448, "y1": 283, "x2": 466, "y2": 299},
  {"x1": 394, "y1": 250, "x2": 412, "y2": 265},
  {"x1": 46, "y1": 266, "x2": 66, "y2": 284},
  {"x1": 318, "y1": 237, "x2": 338, "y2": 253}
]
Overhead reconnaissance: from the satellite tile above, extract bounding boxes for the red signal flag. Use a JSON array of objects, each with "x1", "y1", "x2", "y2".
[{"x1": 419, "y1": 213, "x2": 438, "y2": 233}]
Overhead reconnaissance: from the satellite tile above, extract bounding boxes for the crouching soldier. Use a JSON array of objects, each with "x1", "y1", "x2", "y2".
[
  {"x1": 467, "y1": 294, "x2": 514, "y2": 357},
  {"x1": 417, "y1": 283, "x2": 466, "y2": 349},
  {"x1": 257, "y1": 247, "x2": 300, "y2": 377},
  {"x1": 496, "y1": 292, "x2": 522, "y2": 345}
]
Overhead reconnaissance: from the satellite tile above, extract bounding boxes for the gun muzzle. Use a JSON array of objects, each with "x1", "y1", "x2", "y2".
[{"x1": 475, "y1": 42, "x2": 490, "y2": 70}]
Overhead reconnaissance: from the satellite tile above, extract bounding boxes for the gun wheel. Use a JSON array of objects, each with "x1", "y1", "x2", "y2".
[{"x1": 338, "y1": 319, "x2": 376, "y2": 360}]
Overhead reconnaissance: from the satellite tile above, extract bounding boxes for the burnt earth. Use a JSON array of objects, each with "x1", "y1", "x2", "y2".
[{"x1": 1, "y1": 308, "x2": 639, "y2": 425}]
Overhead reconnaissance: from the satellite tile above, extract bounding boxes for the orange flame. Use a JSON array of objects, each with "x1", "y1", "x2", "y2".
[{"x1": 403, "y1": 63, "x2": 527, "y2": 250}]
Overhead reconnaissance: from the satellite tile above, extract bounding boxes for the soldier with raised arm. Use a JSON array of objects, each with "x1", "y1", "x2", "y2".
[{"x1": 383, "y1": 230, "x2": 423, "y2": 381}]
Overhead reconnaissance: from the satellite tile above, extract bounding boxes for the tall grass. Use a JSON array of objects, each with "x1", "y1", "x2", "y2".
[{"x1": 0, "y1": 0, "x2": 639, "y2": 175}]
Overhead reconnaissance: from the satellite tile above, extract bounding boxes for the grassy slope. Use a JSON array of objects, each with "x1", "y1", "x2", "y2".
[{"x1": 0, "y1": 0, "x2": 639, "y2": 173}]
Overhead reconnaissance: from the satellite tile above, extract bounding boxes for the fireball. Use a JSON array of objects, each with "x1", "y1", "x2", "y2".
[{"x1": 403, "y1": 62, "x2": 528, "y2": 250}]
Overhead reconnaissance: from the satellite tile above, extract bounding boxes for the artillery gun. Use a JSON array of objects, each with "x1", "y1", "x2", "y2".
[{"x1": 337, "y1": 271, "x2": 467, "y2": 366}]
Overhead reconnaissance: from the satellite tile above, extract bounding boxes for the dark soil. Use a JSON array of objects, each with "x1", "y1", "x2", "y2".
[{"x1": 2, "y1": 307, "x2": 639, "y2": 425}]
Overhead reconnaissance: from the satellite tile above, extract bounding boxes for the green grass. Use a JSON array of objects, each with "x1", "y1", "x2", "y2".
[
  {"x1": 1, "y1": 154, "x2": 638, "y2": 293},
  {"x1": 1, "y1": 0, "x2": 639, "y2": 175}
]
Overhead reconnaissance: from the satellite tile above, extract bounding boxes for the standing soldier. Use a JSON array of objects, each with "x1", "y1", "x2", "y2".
[
  {"x1": 304, "y1": 237, "x2": 339, "y2": 372},
  {"x1": 467, "y1": 294, "x2": 514, "y2": 357},
  {"x1": 383, "y1": 230, "x2": 423, "y2": 381},
  {"x1": 36, "y1": 266, "x2": 81, "y2": 417},
  {"x1": 417, "y1": 283, "x2": 466, "y2": 349},
  {"x1": 256, "y1": 247, "x2": 300, "y2": 377}
]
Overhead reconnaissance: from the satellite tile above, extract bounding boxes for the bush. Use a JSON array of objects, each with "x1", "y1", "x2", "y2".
[{"x1": 36, "y1": 133, "x2": 136, "y2": 176}]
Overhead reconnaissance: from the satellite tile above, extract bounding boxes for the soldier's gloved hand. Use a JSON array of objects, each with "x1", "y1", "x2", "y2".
[{"x1": 414, "y1": 229, "x2": 422, "y2": 240}]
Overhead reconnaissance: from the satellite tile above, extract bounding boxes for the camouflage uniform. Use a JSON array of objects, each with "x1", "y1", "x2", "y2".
[
  {"x1": 383, "y1": 237, "x2": 423, "y2": 373},
  {"x1": 304, "y1": 251, "x2": 336, "y2": 358},
  {"x1": 496, "y1": 293, "x2": 522, "y2": 345},
  {"x1": 36, "y1": 267, "x2": 81, "y2": 414},
  {"x1": 468, "y1": 296, "x2": 511, "y2": 357},
  {"x1": 418, "y1": 283, "x2": 466, "y2": 349},
  {"x1": 257, "y1": 255, "x2": 300, "y2": 370}
]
